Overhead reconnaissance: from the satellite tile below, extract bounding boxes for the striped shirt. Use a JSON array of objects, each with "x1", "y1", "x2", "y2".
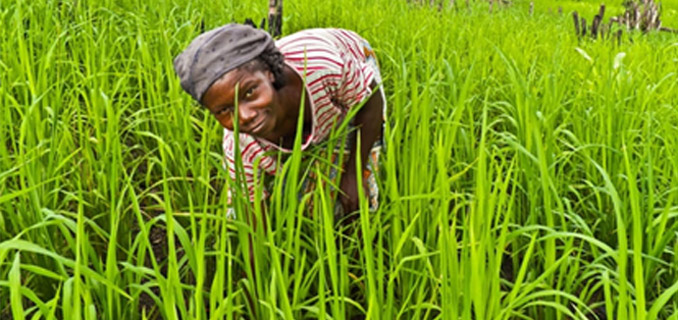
[{"x1": 222, "y1": 28, "x2": 379, "y2": 202}]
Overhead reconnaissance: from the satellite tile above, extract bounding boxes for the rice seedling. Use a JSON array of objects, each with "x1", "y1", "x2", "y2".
[{"x1": 2, "y1": 0, "x2": 678, "y2": 319}]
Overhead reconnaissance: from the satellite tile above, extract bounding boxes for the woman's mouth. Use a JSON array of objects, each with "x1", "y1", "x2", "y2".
[{"x1": 249, "y1": 119, "x2": 268, "y2": 136}]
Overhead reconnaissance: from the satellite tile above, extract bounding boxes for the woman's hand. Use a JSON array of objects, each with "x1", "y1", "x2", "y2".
[{"x1": 338, "y1": 169, "x2": 367, "y2": 216}]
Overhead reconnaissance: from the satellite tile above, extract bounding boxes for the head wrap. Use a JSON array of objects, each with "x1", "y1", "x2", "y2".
[{"x1": 173, "y1": 23, "x2": 275, "y2": 103}]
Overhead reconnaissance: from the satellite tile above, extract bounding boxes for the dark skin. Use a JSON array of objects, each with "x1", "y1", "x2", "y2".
[{"x1": 202, "y1": 61, "x2": 384, "y2": 215}]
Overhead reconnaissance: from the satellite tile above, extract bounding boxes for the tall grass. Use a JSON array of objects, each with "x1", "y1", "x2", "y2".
[{"x1": 2, "y1": 0, "x2": 678, "y2": 319}]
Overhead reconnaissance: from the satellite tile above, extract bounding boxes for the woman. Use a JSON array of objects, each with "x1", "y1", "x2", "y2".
[{"x1": 173, "y1": 23, "x2": 385, "y2": 220}]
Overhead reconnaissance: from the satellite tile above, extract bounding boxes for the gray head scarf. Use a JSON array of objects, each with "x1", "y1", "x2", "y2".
[{"x1": 173, "y1": 23, "x2": 276, "y2": 103}]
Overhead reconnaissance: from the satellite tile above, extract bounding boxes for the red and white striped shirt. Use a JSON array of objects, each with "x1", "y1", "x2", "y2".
[{"x1": 222, "y1": 28, "x2": 379, "y2": 202}]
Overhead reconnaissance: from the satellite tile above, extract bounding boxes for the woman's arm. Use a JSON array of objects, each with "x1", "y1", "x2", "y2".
[{"x1": 339, "y1": 80, "x2": 384, "y2": 215}]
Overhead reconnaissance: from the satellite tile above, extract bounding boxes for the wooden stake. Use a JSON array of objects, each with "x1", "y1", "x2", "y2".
[
  {"x1": 268, "y1": 0, "x2": 282, "y2": 38},
  {"x1": 598, "y1": 4, "x2": 606, "y2": 20},
  {"x1": 581, "y1": 17, "x2": 587, "y2": 36},
  {"x1": 592, "y1": 14, "x2": 601, "y2": 38}
]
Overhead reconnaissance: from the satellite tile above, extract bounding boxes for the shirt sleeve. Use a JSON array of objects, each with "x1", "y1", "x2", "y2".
[{"x1": 222, "y1": 129, "x2": 277, "y2": 203}]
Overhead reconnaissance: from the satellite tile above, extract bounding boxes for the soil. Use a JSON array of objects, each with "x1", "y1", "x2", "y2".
[
  {"x1": 137, "y1": 224, "x2": 168, "y2": 318},
  {"x1": 136, "y1": 221, "x2": 218, "y2": 319},
  {"x1": 0, "y1": 307, "x2": 11, "y2": 320}
]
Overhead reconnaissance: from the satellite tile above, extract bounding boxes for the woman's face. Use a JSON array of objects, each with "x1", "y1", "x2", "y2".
[{"x1": 202, "y1": 66, "x2": 282, "y2": 142}]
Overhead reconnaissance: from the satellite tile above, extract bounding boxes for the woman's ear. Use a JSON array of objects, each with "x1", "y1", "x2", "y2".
[{"x1": 266, "y1": 70, "x2": 275, "y2": 83}]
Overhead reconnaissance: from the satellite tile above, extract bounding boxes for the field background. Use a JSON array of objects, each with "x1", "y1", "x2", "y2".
[
  {"x1": 2, "y1": 0, "x2": 678, "y2": 319},
  {"x1": 531, "y1": 0, "x2": 678, "y2": 24}
]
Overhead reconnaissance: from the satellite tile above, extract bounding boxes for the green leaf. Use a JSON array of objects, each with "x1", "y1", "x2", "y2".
[{"x1": 10, "y1": 252, "x2": 25, "y2": 320}]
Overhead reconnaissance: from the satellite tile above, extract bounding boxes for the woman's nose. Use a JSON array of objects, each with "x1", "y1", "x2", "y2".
[{"x1": 238, "y1": 105, "x2": 257, "y2": 126}]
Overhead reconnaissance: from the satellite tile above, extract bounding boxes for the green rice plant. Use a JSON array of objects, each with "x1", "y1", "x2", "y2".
[{"x1": 3, "y1": 0, "x2": 678, "y2": 319}]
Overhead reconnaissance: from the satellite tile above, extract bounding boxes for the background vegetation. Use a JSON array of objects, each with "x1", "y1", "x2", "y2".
[
  {"x1": 532, "y1": 0, "x2": 678, "y2": 23},
  {"x1": 2, "y1": 0, "x2": 678, "y2": 319}
]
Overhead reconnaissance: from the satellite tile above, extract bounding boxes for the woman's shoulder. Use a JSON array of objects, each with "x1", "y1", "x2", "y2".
[
  {"x1": 276, "y1": 29, "x2": 335, "y2": 52},
  {"x1": 276, "y1": 28, "x2": 365, "y2": 52},
  {"x1": 277, "y1": 30, "x2": 346, "y2": 76}
]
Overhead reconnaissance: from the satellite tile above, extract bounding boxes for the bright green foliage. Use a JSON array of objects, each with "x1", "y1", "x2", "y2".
[{"x1": 2, "y1": 0, "x2": 678, "y2": 319}]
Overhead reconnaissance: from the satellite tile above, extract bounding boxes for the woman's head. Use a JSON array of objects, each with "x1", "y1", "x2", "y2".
[
  {"x1": 174, "y1": 23, "x2": 290, "y2": 140},
  {"x1": 173, "y1": 23, "x2": 284, "y2": 103},
  {"x1": 240, "y1": 49, "x2": 286, "y2": 90}
]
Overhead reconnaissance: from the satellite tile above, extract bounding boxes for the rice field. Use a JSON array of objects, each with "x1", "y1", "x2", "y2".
[
  {"x1": 2, "y1": 0, "x2": 678, "y2": 319},
  {"x1": 533, "y1": 0, "x2": 678, "y2": 23}
]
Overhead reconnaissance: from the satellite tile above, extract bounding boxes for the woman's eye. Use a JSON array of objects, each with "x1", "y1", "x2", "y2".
[{"x1": 245, "y1": 87, "x2": 255, "y2": 98}]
